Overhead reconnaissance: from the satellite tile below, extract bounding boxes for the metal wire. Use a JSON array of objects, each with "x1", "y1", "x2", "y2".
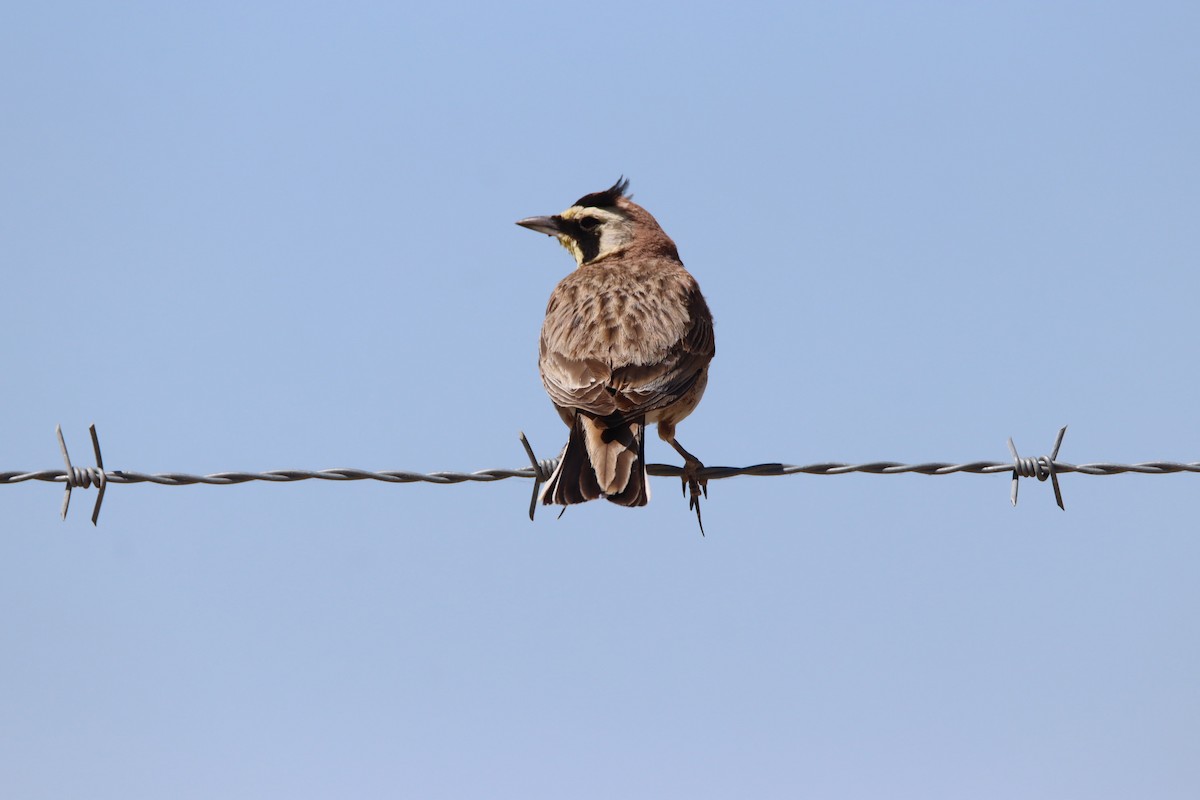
[{"x1": 3, "y1": 425, "x2": 1197, "y2": 524}]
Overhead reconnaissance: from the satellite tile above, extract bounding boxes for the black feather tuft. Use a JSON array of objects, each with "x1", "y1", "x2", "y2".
[{"x1": 573, "y1": 176, "x2": 631, "y2": 208}]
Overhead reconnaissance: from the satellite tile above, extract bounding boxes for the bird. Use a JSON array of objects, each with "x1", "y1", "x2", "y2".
[{"x1": 516, "y1": 177, "x2": 716, "y2": 531}]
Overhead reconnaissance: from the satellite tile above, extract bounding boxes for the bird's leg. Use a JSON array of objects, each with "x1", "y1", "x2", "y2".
[{"x1": 660, "y1": 424, "x2": 708, "y2": 535}]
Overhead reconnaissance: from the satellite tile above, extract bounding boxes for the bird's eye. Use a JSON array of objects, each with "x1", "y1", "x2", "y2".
[{"x1": 579, "y1": 216, "x2": 601, "y2": 231}]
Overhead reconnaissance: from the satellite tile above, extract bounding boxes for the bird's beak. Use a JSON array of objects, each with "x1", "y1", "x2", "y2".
[{"x1": 516, "y1": 215, "x2": 564, "y2": 236}]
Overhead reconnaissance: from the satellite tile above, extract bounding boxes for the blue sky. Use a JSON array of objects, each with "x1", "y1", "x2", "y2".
[{"x1": 2, "y1": 2, "x2": 1198, "y2": 798}]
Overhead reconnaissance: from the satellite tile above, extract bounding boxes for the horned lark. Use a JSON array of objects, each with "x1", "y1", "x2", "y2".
[{"x1": 517, "y1": 178, "x2": 715, "y2": 530}]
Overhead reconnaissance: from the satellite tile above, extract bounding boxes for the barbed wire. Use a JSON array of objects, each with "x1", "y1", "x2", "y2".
[{"x1": 2, "y1": 425, "x2": 1197, "y2": 525}]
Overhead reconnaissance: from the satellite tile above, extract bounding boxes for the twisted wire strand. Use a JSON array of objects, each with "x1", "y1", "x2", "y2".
[
  {"x1": 5, "y1": 424, "x2": 1198, "y2": 524},
  {"x1": 5, "y1": 460, "x2": 1200, "y2": 488}
]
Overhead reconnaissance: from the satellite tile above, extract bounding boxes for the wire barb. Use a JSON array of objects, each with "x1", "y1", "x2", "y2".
[
  {"x1": 1008, "y1": 426, "x2": 1067, "y2": 510},
  {"x1": 518, "y1": 431, "x2": 559, "y2": 521},
  {"x1": 56, "y1": 424, "x2": 108, "y2": 525}
]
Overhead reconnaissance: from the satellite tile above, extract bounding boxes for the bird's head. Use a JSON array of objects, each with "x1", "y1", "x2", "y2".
[{"x1": 516, "y1": 177, "x2": 676, "y2": 267}]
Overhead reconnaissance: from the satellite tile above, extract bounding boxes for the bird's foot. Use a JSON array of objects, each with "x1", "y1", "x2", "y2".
[{"x1": 679, "y1": 457, "x2": 708, "y2": 536}]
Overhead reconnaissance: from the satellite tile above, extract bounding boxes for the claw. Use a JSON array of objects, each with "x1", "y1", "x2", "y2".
[
  {"x1": 679, "y1": 458, "x2": 708, "y2": 536},
  {"x1": 689, "y1": 484, "x2": 705, "y2": 536}
]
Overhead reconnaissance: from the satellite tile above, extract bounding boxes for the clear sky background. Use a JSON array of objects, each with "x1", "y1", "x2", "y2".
[{"x1": 2, "y1": 2, "x2": 1198, "y2": 798}]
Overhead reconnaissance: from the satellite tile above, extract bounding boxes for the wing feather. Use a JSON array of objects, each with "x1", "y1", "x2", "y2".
[{"x1": 539, "y1": 272, "x2": 714, "y2": 425}]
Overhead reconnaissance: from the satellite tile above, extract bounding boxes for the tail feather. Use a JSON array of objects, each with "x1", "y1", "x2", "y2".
[{"x1": 542, "y1": 414, "x2": 648, "y2": 507}]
